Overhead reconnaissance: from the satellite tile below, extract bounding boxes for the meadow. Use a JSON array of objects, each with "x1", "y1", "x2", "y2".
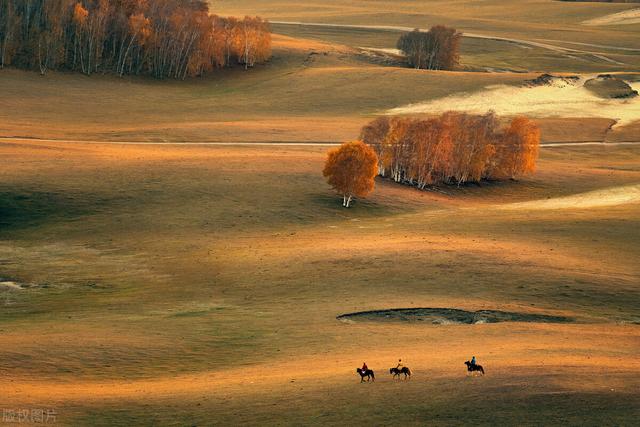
[
  {"x1": 1, "y1": 140, "x2": 639, "y2": 425},
  {"x1": 1, "y1": 0, "x2": 639, "y2": 425}
]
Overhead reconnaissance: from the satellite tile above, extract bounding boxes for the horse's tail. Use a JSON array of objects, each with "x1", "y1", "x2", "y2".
[
  {"x1": 371, "y1": 370, "x2": 375, "y2": 380},
  {"x1": 480, "y1": 366, "x2": 485, "y2": 375},
  {"x1": 407, "y1": 367, "x2": 412, "y2": 376}
]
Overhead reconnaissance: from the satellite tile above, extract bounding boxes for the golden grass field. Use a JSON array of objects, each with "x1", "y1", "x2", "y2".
[{"x1": 1, "y1": 1, "x2": 639, "y2": 425}]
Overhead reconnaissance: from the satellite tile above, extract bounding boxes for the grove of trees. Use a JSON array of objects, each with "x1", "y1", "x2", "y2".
[
  {"x1": 0, "y1": 0, "x2": 272, "y2": 78},
  {"x1": 323, "y1": 141, "x2": 378, "y2": 208},
  {"x1": 359, "y1": 112, "x2": 540, "y2": 188},
  {"x1": 397, "y1": 25, "x2": 462, "y2": 70}
]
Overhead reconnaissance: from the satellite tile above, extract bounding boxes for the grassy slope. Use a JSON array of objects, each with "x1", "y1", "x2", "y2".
[
  {"x1": 0, "y1": 43, "x2": 535, "y2": 143},
  {"x1": 1, "y1": 141, "x2": 639, "y2": 425},
  {"x1": 215, "y1": 0, "x2": 640, "y2": 48},
  {"x1": 0, "y1": 1, "x2": 639, "y2": 425},
  {"x1": 1, "y1": 45, "x2": 636, "y2": 144}
]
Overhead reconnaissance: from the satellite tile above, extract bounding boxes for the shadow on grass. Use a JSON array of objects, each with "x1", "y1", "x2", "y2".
[
  {"x1": 309, "y1": 192, "x2": 413, "y2": 219},
  {"x1": 0, "y1": 189, "x2": 109, "y2": 232}
]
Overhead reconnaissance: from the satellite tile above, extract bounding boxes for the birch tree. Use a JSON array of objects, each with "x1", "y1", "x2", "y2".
[{"x1": 323, "y1": 141, "x2": 378, "y2": 208}]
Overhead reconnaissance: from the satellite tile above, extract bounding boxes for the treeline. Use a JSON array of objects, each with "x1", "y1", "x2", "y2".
[
  {"x1": 0, "y1": 0, "x2": 271, "y2": 78},
  {"x1": 360, "y1": 113, "x2": 540, "y2": 188},
  {"x1": 397, "y1": 25, "x2": 462, "y2": 70}
]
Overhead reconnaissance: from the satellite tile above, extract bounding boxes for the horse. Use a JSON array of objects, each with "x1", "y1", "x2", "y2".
[
  {"x1": 390, "y1": 366, "x2": 412, "y2": 380},
  {"x1": 356, "y1": 368, "x2": 375, "y2": 382},
  {"x1": 465, "y1": 361, "x2": 485, "y2": 375}
]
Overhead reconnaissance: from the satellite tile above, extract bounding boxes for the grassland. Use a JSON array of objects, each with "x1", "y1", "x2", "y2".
[
  {"x1": 2, "y1": 37, "x2": 638, "y2": 144},
  {"x1": 1, "y1": 140, "x2": 639, "y2": 425},
  {"x1": 1, "y1": 0, "x2": 639, "y2": 425}
]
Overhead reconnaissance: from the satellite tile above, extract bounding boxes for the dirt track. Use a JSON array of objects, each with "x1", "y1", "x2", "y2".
[
  {"x1": 271, "y1": 21, "x2": 636, "y2": 63},
  {"x1": 1, "y1": 137, "x2": 638, "y2": 148}
]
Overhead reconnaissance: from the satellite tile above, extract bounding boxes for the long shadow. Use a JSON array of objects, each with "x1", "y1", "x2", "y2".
[{"x1": 0, "y1": 189, "x2": 110, "y2": 233}]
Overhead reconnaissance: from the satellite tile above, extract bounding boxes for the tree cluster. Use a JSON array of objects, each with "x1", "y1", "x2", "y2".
[
  {"x1": 0, "y1": 0, "x2": 271, "y2": 78},
  {"x1": 396, "y1": 25, "x2": 462, "y2": 70},
  {"x1": 323, "y1": 141, "x2": 378, "y2": 208},
  {"x1": 360, "y1": 113, "x2": 540, "y2": 188}
]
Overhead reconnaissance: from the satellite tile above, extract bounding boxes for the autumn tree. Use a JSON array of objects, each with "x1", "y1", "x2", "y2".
[
  {"x1": 0, "y1": 0, "x2": 272, "y2": 79},
  {"x1": 495, "y1": 116, "x2": 540, "y2": 179},
  {"x1": 397, "y1": 25, "x2": 462, "y2": 70},
  {"x1": 360, "y1": 113, "x2": 540, "y2": 188},
  {"x1": 323, "y1": 141, "x2": 379, "y2": 208}
]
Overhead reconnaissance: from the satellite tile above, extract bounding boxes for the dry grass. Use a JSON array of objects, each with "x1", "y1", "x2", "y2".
[
  {"x1": 1, "y1": 3, "x2": 640, "y2": 424},
  {"x1": 216, "y1": 0, "x2": 640, "y2": 50},
  {"x1": 1, "y1": 140, "x2": 639, "y2": 425},
  {"x1": 0, "y1": 46, "x2": 532, "y2": 143}
]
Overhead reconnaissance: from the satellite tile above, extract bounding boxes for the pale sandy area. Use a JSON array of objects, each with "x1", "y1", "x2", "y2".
[
  {"x1": 583, "y1": 8, "x2": 640, "y2": 26},
  {"x1": 501, "y1": 184, "x2": 640, "y2": 210},
  {"x1": 387, "y1": 77, "x2": 640, "y2": 128}
]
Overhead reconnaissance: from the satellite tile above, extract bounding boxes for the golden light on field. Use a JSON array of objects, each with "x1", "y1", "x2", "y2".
[{"x1": 0, "y1": 0, "x2": 639, "y2": 424}]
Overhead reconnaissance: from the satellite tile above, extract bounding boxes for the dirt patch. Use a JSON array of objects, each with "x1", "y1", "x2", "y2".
[
  {"x1": 525, "y1": 73, "x2": 580, "y2": 87},
  {"x1": 387, "y1": 74, "x2": 640, "y2": 129},
  {"x1": 337, "y1": 308, "x2": 574, "y2": 325},
  {"x1": 356, "y1": 47, "x2": 406, "y2": 66},
  {"x1": 582, "y1": 8, "x2": 640, "y2": 26},
  {"x1": 0, "y1": 280, "x2": 24, "y2": 290},
  {"x1": 585, "y1": 75, "x2": 638, "y2": 99}
]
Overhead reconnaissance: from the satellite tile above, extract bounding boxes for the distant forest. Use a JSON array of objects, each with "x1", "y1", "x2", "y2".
[{"x1": 0, "y1": 0, "x2": 272, "y2": 79}]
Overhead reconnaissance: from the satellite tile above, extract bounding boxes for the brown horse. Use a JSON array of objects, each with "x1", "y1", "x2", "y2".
[
  {"x1": 356, "y1": 368, "x2": 375, "y2": 382},
  {"x1": 465, "y1": 361, "x2": 485, "y2": 375},
  {"x1": 390, "y1": 366, "x2": 412, "y2": 379}
]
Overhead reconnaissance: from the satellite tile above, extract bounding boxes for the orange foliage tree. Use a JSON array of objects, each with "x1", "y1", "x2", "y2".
[
  {"x1": 323, "y1": 141, "x2": 379, "y2": 208},
  {"x1": 494, "y1": 116, "x2": 540, "y2": 179},
  {"x1": 360, "y1": 113, "x2": 540, "y2": 187},
  {"x1": 0, "y1": 0, "x2": 272, "y2": 79}
]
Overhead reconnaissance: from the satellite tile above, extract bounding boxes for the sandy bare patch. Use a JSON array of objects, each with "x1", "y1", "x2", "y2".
[
  {"x1": 501, "y1": 184, "x2": 640, "y2": 211},
  {"x1": 387, "y1": 75, "x2": 640, "y2": 128},
  {"x1": 0, "y1": 281, "x2": 23, "y2": 290},
  {"x1": 358, "y1": 47, "x2": 403, "y2": 56},
  {"x1": 583, "y1": 8, "x2": 640, "y2": 26}
]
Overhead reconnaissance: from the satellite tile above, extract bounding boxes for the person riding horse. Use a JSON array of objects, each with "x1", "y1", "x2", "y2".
[
  {"x1": 465, "y1": 356, "x2": 485, "y2": 375},
  {"x1": 357, "y1": 364, "x2": 375, "y2": 382}
]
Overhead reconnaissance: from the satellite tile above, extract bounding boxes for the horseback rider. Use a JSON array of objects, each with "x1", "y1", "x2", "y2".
[
  {"x1": 471, "y1": 356, "x2": 476, "y2": 366},
  {"x1": 396, "y1": 359, "x2": 403, "y2": 370},
  {"x1": 362, "y1": 362, "x2": 368, "y2": 372}
]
